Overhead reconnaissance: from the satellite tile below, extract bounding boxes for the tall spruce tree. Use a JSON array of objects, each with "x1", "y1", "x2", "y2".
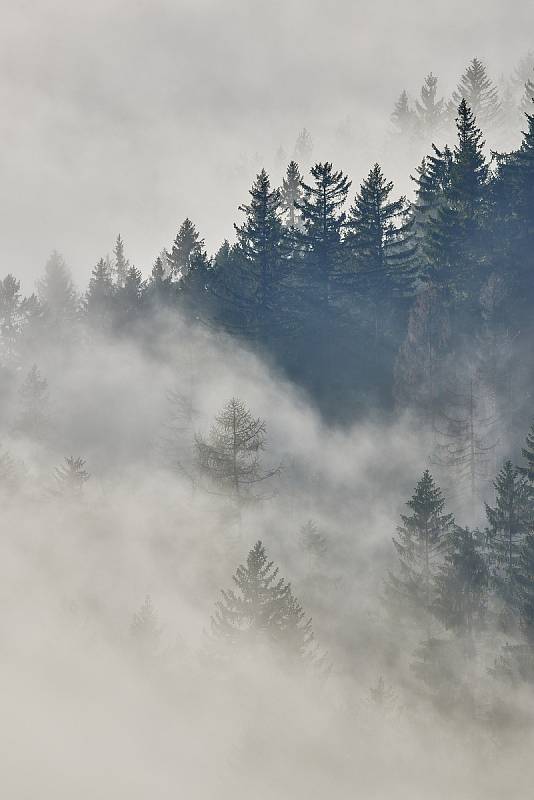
[
  {"x1": 168, "y1": 219, "x2": 204, "y2": 279},
  {"x1": 211, "y1": 540, "x2": 314, "y2": 662},
  {"x1": 451, "y1": 58, "x2": 501, "y2": 127},
  {"x1": 388, "y1": 470, "x2": 454, "y2": 617},
  {"x1": 85, "y1": 258, "x2": 115, "y2": 330},
  {"x1": 297, "y1": 162, "x2": 351, "y2": 307},
  {"x1": 485, "y1": 461, "x2": 531, "y2": 608},
  {"x1": 415, "y1": 73, "x2": 446, "y2": 141},
  {"x1": 280, "y1": 161, "x2": 303, "y2": 229},
  {"x1": 434, "y1": 526, "x2": 488, "y2": 633},
  {"x1": 113, "y1": 234, "x2": 130, "y2": 288}
]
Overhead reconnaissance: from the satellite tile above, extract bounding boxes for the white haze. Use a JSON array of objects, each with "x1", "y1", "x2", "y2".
[
  {"x1": 1, "y1": 0, "x2": 533, "y2": 286},
  {"x1": 0, "y1": 313, "x2": 533, "y2": 798}
]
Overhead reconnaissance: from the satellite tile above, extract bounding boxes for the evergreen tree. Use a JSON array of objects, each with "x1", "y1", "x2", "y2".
[
  {"x1": 434, "y1": 526, "x2": 488, "y2": 633},
  {"x1": 85, "y1": 258, "x2": 115, "y2": 330},
  {"x1": 0, "y1": 274, "x2": 23, "y2": 362},
  {"x1": 113, "y1": 234, "x2": 130, "y2": 287},
  {"x1": 114, "y1": 265, "x2": 145, "y2": 329},
  {"x1": 130, "y1": 595, "x2": 161, "y2": 659},
  {"x1": 211, "y1": 540, "x2": 314, "y2": 661},
  {"x1": 391, "y1": 90, "x2": 416, "y2": 137},
  {"x1": 14, "y1": 364, "x2": 49, "y2": 439},
  {"x1": 519, "y1": 421, "x2": 534, "y2": 485},
  {"x1": 423, "y1": 101, "x2": 488, "y2": 297},
  {"x1": 280, "y1": 160, "x2": 303, "y2": 229},
  {"x1": 297, "y1": 162, "x2": 351, "y2": 306},
  {"x1": 37, "y1": 251, "x2": 78, "y2": 331},
  {"x1": 53, "y1": 456, "x2": 90, "y2": 498},
  {"x1": 345, "y1": 163, "x2": 417, "y2": 322},
  {"x1": 517, "y1": 532, "x2": 534, "y2": 644},
  {"x1": 293, "y1": 128, "x2": 313, "y2": 165},
  {"x1": 388, "y1": 470, "x2": 454, "y2": 617},
  {"x1": 168, "y1": 218, "x2": 204, "y2": 279},
  {"x1": 415, "y1": 73, "x2": 446, "y2": 141},
  {"x1": 299, "y1": 520, "x2": 328, "y2": 564},
  {"x1": 195, "y1": 398, "x2": 280, "y2": 505},
  {"x1": 145, "y1": 256, "x2": 175, "y2": 308},
  {"x1": 486, "y1": 461, "x2": 531, "y2": 608},
  {"x1": 451, "y1": 57, "x2": 501, "y2": 127}
]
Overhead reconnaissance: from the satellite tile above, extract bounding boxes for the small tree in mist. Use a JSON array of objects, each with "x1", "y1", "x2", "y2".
[
  {"x1": 113, "y1": 234, "x2": 130, "y2": 287},
  {"x1": 299, "y1": 520, "x2": 327, "y2": 564},
  {"x1": 415, "y1": 73, "x2": 446, "y2": 141},
  {"x1": 37, "y1": 251, "x2": 78, "y2": 332},
  {"x1": 387, "y1": 470, "x2": 454, "y2": 618},
  {"x1": 53, "y1": 456, "x2": 90, "y2": 498},
  {"x1": 280, "y1": 160, "x2": 303, "y2": 230},
  {"x1": 130, "y1": 595, "x2": 161, "y2": 660},
  {"x1": 195, "y1": 398, "x2": 280, "y2": 505},
  {"x1": 0, "y1": 274, "x2": 23, "y2": 362},
  {"x1": 451, "y1": 57, "x2": 501, "y2": 128},
  {"x1": 211, "y1": 540, "x2": 314, "y2": 662},
  {"x1": 391, "y1": 90, "x2": 417, "y2": 138},
  {"x1": 85, "y1": 258, "x2": 115, "y2": 330},
  {"x1": 293, "y1": 128, "x2": 313, "y2": 165},
  {"x1": 14, "y1": 364, "x2": 49, "y2": 439},
  {"x1": 168, "y1": 218, "x2": 204, "y2": 279}
]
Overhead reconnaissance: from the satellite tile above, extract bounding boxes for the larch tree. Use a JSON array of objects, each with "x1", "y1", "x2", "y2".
[{"x1": 195, "y1": 397, "x2": 280, "y2": 506}]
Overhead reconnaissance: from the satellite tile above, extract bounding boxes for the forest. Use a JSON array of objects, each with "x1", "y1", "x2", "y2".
[{"x1": 3, "y1": 51, "x2": 534, "y2": 798}]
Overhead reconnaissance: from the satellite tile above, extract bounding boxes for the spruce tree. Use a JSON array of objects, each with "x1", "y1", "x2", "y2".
[
  {"x1": 168, "y1": 219, "x2": 204, "y2": 279},
  {"x1": 0, "y1": 274, "x2": 23, "y2": 362},
  {"x1": 434, "y1": 526, "x2": 488, "y2": 633},
  {"x1": 345, "y1": 163, "x2": 417, "y2": 323},
  {"x1": 280, "y1": 161, "x2": 303, "y2": 229},
  {"x1": 85, "y1": 258, "x2": 115, "y2": 330},
  {"x1": 114, "y1": 266, "x2": 145, "y2": 328},
  {"x1": 391, "y1": 90, "x2": 416, "y2": 137},
  {"x1": 297, "y1": 162, "x2": 351, "y2": 306},
  {"x1": 485, "y1": 461, "x2": 531, "y2": 608},
  {"x1": 211, "y1": 540, "x2": 314, "y2": 661},
  {"x1": 388, "y1": 470, "x2": 454, "y2": 617},
  {"x1": 37, "y1": 251, "x2": 78, "y2": 331},
  {"x1": 519, "y1": 421, "x2": 534, "y2": 485},
  {"x1": 113, "y1": 234, "x2": 130, "y2": 287},
  {"x1": 195, "y1": 398, "x2": 280, "y2": 505},
  {"x1": 293, "y1": 128, "x2": 313, "y2": 165},
  {"x1": 14, "y1": 364, "x2": 49, "y2": 439},
  {"x1": 415, "y1": 73, "x2": 446, "y2": 141},
  {"x1": 451, "y1": 57, "x2": 501, "y2": 128}
]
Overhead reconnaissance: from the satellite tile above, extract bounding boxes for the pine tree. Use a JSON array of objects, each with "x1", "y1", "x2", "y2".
[
  {"x1": 485, "y1": 461, "x2": 531, "y2": 608},
  {"x1": 434, "y1": 526, "x2": 488, "y2": 633},
  {"x1": 113, "y1": 234, "x2": 130, "y2": 287},
  {"x1": 195, "y1": 398, "x2": 280, "y2": 505},
  {"x1": 388, "y1": 470, "x2": 454, "y2": 617},
  {"x1": 53, "y1": 456, "x2": 90, "y2": 498},
  {"x1": 451, "y1": 57, "x2": 501, "y2": 128},
  {"x1": 415, "y1": 74, "x2": 446, "y2": 141},
  {"x1": 280, "y1": 161, "x2": 303, "y2": 229},
  {"x1": 168, "y1": 219, "x2": 204, "y2": 279},
  {"x1": 391, "y1": 90, "x2": 416, "y2": 137},
  {"x1": 211, "y1": 540, "x2": 314, "y2": 661},
  {"x1": 85, "y1": 258, "x2": 115, "y2": 330},
  {"x1": 14, "y1": 364, "x2": 49, "y2": 439}
]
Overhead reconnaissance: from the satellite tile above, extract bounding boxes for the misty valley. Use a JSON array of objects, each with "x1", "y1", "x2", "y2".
[{"x1": 3, "y1": 42, "x2": 534, "y2": 800}]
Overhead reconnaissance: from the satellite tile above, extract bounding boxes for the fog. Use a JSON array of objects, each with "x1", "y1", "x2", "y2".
[
  {"x1": 1, "y1": 0, "x2": 532, "y2": 286},
  {"x1": 2, "y1": 3, "x2": 534, "y2": 797}
]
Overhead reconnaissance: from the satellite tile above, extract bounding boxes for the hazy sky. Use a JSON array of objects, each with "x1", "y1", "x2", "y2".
[{"x1": 1, "y1": 0, "x2": 532, "y2": 289}]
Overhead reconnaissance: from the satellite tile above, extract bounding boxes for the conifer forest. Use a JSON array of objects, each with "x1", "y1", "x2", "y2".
[{"x1": 3, "y1": 2, "x2": 534, "y2": 798}]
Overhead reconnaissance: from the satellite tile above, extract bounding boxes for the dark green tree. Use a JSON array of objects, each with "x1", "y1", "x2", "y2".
[
  {"x1": 486, "y1": 461, "x2": 531, "y2": 608},
  {"x1": 280, "y1": 160, "x2": 303, "y2": 229},
  {"x1": 434, "y1": 526, "x2": 488, "y2": 633},
  {"x1": 211, "y1": 540, "x2": 314, "y2": 661},
  {"x1": 388, "y1": 470, "x2": 454, "y2": 616},
  {"x1": 168, "y1": 218, "x2": 204, "y2": 279}
]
